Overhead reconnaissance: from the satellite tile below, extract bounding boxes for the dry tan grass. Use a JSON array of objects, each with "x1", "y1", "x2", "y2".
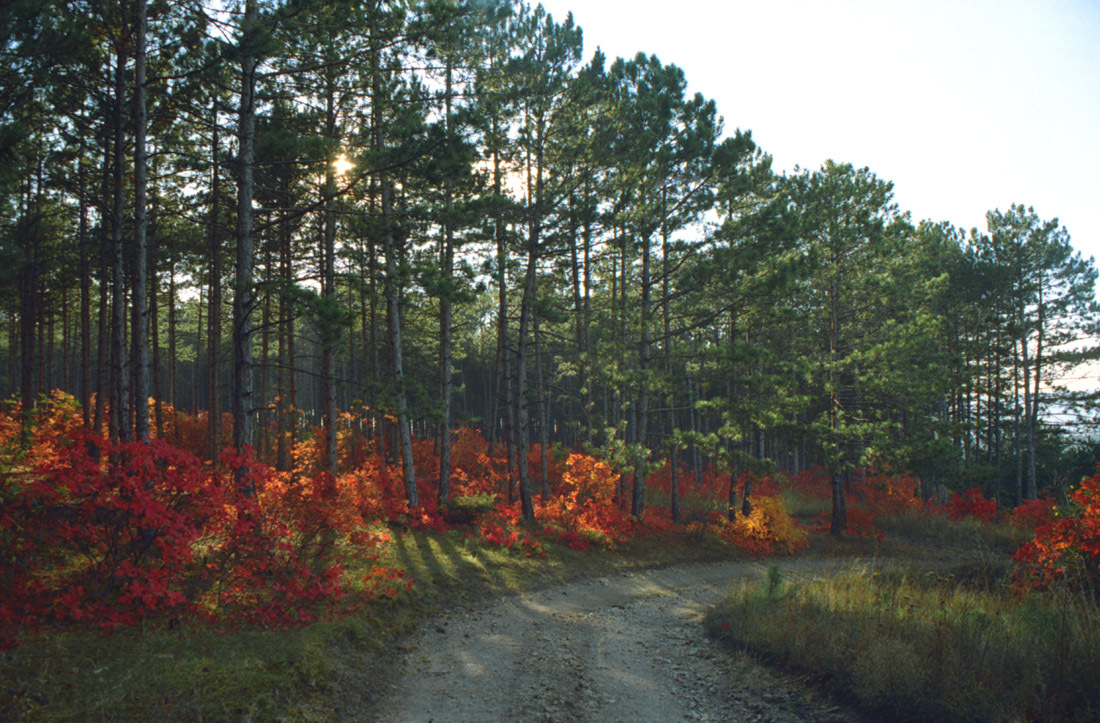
[{"x1": 707, "y1": 559, "x2": 1100, "y2": 721}]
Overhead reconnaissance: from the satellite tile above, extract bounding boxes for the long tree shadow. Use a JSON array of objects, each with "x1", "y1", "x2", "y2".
[
  {"x1": 434, "y1": 532, "x2": 494, "y2": 584},
  {"x1": 391, "y1": 528, "x2": 490, "y2": 594},
  {"x1": 391, "y1": 530, "x2": 418, "y2": 583}
]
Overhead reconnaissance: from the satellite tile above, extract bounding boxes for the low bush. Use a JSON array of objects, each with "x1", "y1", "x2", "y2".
[
  {"x1": 0, "y1": 430, "x2": 398, "y2": 647},
  {"x1": 1014, "y1": 469, "x2": 1100, "y2": 593}
]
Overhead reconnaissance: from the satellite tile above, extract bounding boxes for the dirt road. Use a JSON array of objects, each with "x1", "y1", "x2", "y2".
[{"x1": 373, "y1": 559, "x2": 865, "y2": 722}]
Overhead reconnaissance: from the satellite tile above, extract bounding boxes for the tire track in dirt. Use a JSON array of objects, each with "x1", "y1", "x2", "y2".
[{"x1": 374, "y1": 559, "x2": 867, "y2": 722}]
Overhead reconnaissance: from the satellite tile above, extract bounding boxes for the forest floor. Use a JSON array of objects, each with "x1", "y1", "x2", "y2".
[{"x1": 367, "y1": 556, "x2": 878, "y2": 722}]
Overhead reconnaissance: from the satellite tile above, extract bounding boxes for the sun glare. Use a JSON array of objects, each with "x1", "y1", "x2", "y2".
[{"x1": 333, "y1": 154, "x2": 353, "y2": 176}]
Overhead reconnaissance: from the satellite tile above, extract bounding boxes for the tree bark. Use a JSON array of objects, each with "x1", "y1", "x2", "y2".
[
  {"x1": 534, "y1": 315, "x2": 549, "y2": 501},
  {"x1": 828, "y1": 269, "x2": 844, "y2": 535},
  {"x1": 515, "y1": 118, "x2": 543, "y2": 522},
  {"x1": 151, "y1": 177, "x2": 164, "y2": 439},
  {"x1": 321, "y1": 74, "x2": 339, "y2": 476},
  {"x1": 437, "y1": 60, "x2": 455, "y2": 505},
  {"x1": 568, "y1": 193, "x2": 589, "y2": 444},
  {"x1": 78, "y1": 140, "x2": 91, "y2": 428},
  {"x1": 167, "y1": 269, "x2": 176, "y2": 412},
  {"x1": 258, "y1": 246, "x2": 272, "y2": 461},
  {"x1": 632, "y1": 228, "x2": 651, "y2": 518},
  {"x1": 662, "y1": 208, "x2": 678, "y2": 520},
  {"x1": 1027, "y1": 280, "x2": 1043, "y2": 500},
  {"x1": 151, "y1": 251, "x2": 162, "y2": 438},
  {"x1": 367, "y1": 176, "x2": 382, "y2": 459},
  {"x1": 93, "y1": 202, "x2": 109, "y2": 435},
  {"x1": 193, "y1": 288, "x2": 203, "y2": 415},
  {"x1": 131, "y1": 0, "x2": 150, "y2": 442},
  {"x1": 276, "y1": 232, "x2": 290, "y2": 471},
  {"x1": 371, "y1": 15, "x2": 416, "y2": 506},
  {"x1": 109, "y1": 46, "x2": 129, "y2": 443},
  {"x1": 382, "y1": 178, "x2": 416, "y2": 506},
  {"x1": 207, "y1": 106, "x2": 221, "y2": 460},
  {"x1": 1013, "y1": 335, "x2": 1023, "y2": 507},
  {"x1": 233, "y1": 0, "x2": 259, "y2": 480},
  {"x1": 490, "y1": 136, "x2": 515, "y2": 502},
  {"x1": 17, "y1": 189, "x2": 37, "y2": 448}
]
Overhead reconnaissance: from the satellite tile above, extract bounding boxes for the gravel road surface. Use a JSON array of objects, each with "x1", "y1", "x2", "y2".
[{"x1": 374, "y1": 559, "x2": 866, "y2": 722}]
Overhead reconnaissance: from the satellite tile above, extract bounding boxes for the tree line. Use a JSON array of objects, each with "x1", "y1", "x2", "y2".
[{"x1": 2, "y1": 0, "x2": 1098, "y2": 533}]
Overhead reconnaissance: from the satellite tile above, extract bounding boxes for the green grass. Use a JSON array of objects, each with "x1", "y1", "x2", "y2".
[
  {"x1": 1, "y1": 524, "x2": 743, "y2": 721},
  {"x1": 2, "y1": 614, "x2": 410, "y2": 721},
  {"x1": 706, "y1": 560, "x2": 1100, "y2": 721}
]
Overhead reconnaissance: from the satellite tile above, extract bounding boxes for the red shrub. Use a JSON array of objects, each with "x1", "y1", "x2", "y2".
[
  {"x1": 1015, "y1": 469, "x2": 1100, "y2": 591},
  {"x1": 0, "y1": 426, "x2": 400, "y2": 647},
  {"x1": 0, "y1": 429, "x2": 220, "y2": 637},
  {"x1": 1009, "y1": 496, "x2": 1057, "y2": 531},
  {"x1": 945, "y1": 488, "x2": 998, "y2": 523}
]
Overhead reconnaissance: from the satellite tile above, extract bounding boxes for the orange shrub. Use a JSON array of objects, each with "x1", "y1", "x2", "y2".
[
  {"x1": 535, "y1": 453, "x2": 635, "y2": 548},
  {"x1": 0, "y1": 401, "x2": 21, "y2": 449},
  {"x1": 1015, "y1": 469, "x2": 1100, "y2": 591},
  {"x1": 701, "y1": 496, "x2": 808, "y2": 554}
]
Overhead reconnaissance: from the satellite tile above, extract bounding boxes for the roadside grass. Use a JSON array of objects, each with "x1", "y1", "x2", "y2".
[
  {"x1": 1, "y1": 611, "x2": 412, "y2": 721},
  {"x1": 0, "y1": 524, "x2": 745, "y2": 721},
  {"x1": 706, "y1": 555, "x2": 1100, "y2": 721}
]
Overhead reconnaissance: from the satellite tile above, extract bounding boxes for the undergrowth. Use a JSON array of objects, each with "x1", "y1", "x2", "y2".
[
  {"x1": 1, "y1": 525, "x2": 743, "y2": 721},
  {"x1": 3, "y1": 393, "x2": 1097, "y2": 720}
]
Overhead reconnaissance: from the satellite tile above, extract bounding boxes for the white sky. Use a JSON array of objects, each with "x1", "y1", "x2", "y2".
[{"x1": 537, "y1": 0, "x2": 1100, "y2": 282}]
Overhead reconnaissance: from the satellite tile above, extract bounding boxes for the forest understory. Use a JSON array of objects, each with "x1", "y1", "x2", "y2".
[{"x1": 3, "y1": 397, "x2": 1099, "y2": 721}]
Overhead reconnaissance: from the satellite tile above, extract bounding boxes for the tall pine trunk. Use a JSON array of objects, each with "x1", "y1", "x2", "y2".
[
  {"x1": 233, "y1": 0, "x2": 258, "y2": 483},
  {"x1": 1027, "y1": 282, "x2": 1043, "y2": 500},
  {"x1": 321, "y1": 77, "x2": 338, "y2": 476},
  {"x1": 130, "y1": 0, "x2": 150, "y2": 442},
  {"x1": 258, "y1": 248, "x2": 272, "y2": 461},
  {"x1": 78, "y1": 133, "x2": 91, "y2": 429},
  {"x1": 662, "y1": 212, "x2": 679, "y2": 521},
  {"x1": 167, "y1": 270, "x2": 176, "y2": 413},
  {"x1": 534, "y1": 315, "x2": 549, "y2": 500},
  {"x1": 382, "y1": 178, "x2": 416, "y2": 506},
  {"x1": 207, "y1": 107, "x2": 222, "y2": 460},
  {"x1": 437, "y1": 61, "x2": 455, "y2": 505},
  {"x1": 632, "y1": 230, "x2": 651, "y2": 517},
  {"x1": 828, "y1": 273, "x2": 845, "y2": 535},
  {"x1": 17, "y1": 185, "x2": 37, "y2": 448},
  {"x1": 371, "y1": 21, "x2": 416, "y2": 506},
  {"x1": 93, "y1": 181, "x2": 110, "y2": 437},
  {"x1": 109, "y1": 46, "x2": 129, "y2": 443},
  {"x1": 515, "y1": 121, "x2": 544, "y2": 522},
  {"x1": 1013, "y1": 336, "x2": 1023, "y2": 507}
]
